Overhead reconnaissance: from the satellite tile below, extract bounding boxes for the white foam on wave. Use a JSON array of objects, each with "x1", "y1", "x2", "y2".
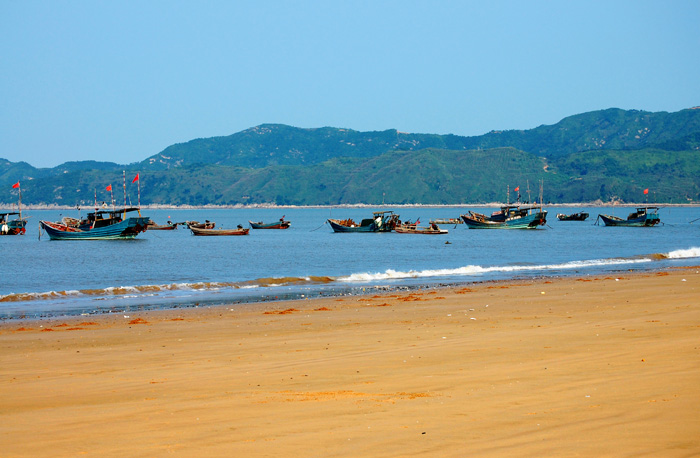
[
  {"x1": 338, "y1": 257, "x2": 654, "y2": 283},
  {"x1": 666, "y1": 247, "x2": 700, "y2": 259}
]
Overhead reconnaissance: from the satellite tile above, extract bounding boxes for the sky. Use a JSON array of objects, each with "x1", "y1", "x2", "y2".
[{"x1": 2, "y1": 1, "x2": 699, "y2": 168}]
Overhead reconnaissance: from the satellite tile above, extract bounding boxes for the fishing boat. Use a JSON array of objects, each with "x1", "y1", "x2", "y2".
[
  {"x1": 146, "y1": 220, "x2": 181, "y2": 230},
  {"x1": 557, "y1": 212, "x2": 589, "y2": 221},
  {"x1": 39, "y1": 208, "x2": 150, "y2": 240},
  {"x1": 461, "y1": 204, "x2": 547, "y2": 229},
  {"x1": 2, "y1": 181, "x2": 27, "y2": 235},
  {"x1": 597, "y1": 207, "x2": 660, "y2": 227},
  {"x1": 395, "y1": 223, "x2": 448, "y2": 234},
  {"x1": 249, "y1": 218, "x2": 291, "y2": 229},
  {"x1": 189, "y1": 224, "x2": 249, "y2": 236},
  {"x1": 327, "y1": 210, "x2": 400, "y2": 233},
  {"x1": 1, "y1": 212, "x2": 28, "y2": 235}
]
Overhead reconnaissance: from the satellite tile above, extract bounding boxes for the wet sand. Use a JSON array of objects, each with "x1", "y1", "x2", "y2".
[{"x1": 1, "y1": 268, "x2": 699, "y2": 457}]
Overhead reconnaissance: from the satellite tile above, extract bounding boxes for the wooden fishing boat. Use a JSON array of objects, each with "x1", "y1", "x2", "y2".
[
  {"x1": 597, "y1": 207, "x2": 660, "y2": 227},
  {"x1": 395, "y1": 223, "x2": 448, "y2": 234},
  {"x1": 189, "y1": 224, "x2": 249, "y2": 236},
  {"x1": 328, "y1": 211, "x2": 400, "y2": 233},
  {"x1": 2, "y1": 182, "x2": 27, "y2": 235},
  {"x1": 39, "y1": 208, "x2": 150, "y2": 240},
  {"x1": 1, "y1": 212, "x2": 28, "y2": 235},
  {"x1": 557, "y1": 212, "x2": 589, "y2": 221},
  {"x1": 461, "y1": 205, "x2": 547, "y2": 229},
  {"x1": 249, "y1": 219, "x2": 291, "y2": 229},
  {"x1": 145, "y1": 220, "x2": 181, "y2": 230}
]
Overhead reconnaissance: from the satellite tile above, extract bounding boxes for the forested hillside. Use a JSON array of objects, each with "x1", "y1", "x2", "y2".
[{"x1": 2, "y1": 108, "x2": 699, "y2": 206}]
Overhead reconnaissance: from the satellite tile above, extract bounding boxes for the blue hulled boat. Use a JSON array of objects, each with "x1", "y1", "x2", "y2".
[
  {"x1": 597, "y1": 207, "x2": 660, "y2": 227},
  {"x1": 461, "y1": 205, "x2": 547, "y2": 229},
  {"x1": 328, "y1": 210, "x2": 400, "y2": 233},
  {"x1": 249, "y1": 219, "x2": 291, "y2": 229},
  {"x1": 1, "y1": 212, "x2": 28, "y2": 235},
  {"x1": 39, "y1": 207, "x2": 150, "y2": 240}
]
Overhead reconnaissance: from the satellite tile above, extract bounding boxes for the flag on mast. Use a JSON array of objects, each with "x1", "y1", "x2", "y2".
[{"x1": 12, "y1": 181, "x2": 20, "y2": 189}]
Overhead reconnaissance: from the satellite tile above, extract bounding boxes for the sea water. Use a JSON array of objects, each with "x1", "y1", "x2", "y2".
[{"x1": 1, "y1": 206, "x2": 698, "y2": 319}]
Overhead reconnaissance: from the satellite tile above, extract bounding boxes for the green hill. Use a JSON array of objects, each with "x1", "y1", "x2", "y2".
[{"x1": 2, "y1": 108, "x2": 700, "y2": 206}]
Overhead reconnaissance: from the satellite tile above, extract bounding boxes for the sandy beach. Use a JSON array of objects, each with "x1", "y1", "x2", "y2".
[{"x1": 1, "y1": 268, "x2": 699, "y2": 457}]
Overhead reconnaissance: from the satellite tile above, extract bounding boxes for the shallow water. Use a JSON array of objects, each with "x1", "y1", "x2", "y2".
[{"x1": 1, "y1": 206, "x2": 698, "y2": 319}]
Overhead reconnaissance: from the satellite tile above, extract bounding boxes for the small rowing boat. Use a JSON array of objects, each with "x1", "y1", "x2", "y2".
[
  {"x1": 249, "y1": 219, "x2": 291, "y2": 229},
  {"x1": 189, "y1": 224, "x2": 249, "y2": 236}
]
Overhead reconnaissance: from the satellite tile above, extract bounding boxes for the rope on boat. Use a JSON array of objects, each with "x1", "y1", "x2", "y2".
[{"x1": 310, "y1": 220, "x2": 327, "y2": 232}]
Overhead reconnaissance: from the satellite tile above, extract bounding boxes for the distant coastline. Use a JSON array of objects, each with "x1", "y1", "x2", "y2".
[{"x1": 2, "y1": 202, "x2": 698, "y2": 211}]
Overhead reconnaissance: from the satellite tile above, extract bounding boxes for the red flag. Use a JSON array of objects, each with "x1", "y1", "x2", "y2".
[
  {"x1": 106, "y1": 184, "x2": 112, "y2": 191},
  {"x1": 132, "y1": 173, "x2": 139, "y2": 183},
  {"x1": 12, "y1": 181, "x2": 20, "y2": 189},
  {"x1": 643, "y1": 188, "x2": 649, "y2": 194},
  {"x1": 514, "y1": 186, "x2": 520, "y2": 192}
]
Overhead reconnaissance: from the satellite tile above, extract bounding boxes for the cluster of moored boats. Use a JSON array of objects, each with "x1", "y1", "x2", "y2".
[
  {"x1": 326, "y1": 204, "x2": 662, "y2": 233},
  {"x1": 1, "y1": 195, "x2": 664, "y2": 240},
  {"x1": 29, "y1": 210, "x2": 292, "y2": 239}
]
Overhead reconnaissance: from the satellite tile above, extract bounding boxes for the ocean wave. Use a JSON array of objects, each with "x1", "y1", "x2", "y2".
[
  {"x1": 0, "y1": 276, "x2": 335, "y2": 304},
  {"x1": 666, "y1": 247, "x2": 700, "y2": 259},
  {"x1": 2, "y1": 250, "x2": 697, "y2": 305},
  {"x1": 338, "y1": 256, "x2": 655, "y2": 283}
]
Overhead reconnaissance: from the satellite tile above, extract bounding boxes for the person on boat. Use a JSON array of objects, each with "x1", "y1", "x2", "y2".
[{"x1": 430, "y1": 222, "x2": 439, "y2": 231}]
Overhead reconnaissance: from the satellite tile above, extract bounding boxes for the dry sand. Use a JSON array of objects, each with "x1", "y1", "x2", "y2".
[{"x1": 1, "y1": 268, "x2": 699, "y2": 457}]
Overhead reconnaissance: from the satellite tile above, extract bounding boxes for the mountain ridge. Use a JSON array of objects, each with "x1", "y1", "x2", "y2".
[{"x1": 2, "y1": 107, "x2": 699, "y2": 205}]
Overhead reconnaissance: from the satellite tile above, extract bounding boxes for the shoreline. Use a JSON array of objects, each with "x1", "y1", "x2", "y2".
[
  {"x1": 0, "y1": 266, "x2": 686, "y2": 323},
  {"x1": 2, "y1": 267, "x2": 699, "y2": 456}
]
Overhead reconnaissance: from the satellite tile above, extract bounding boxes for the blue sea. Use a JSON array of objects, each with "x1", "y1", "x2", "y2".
[{"x1": 1, "y1": 206, "x2": 699, "y2": 319}]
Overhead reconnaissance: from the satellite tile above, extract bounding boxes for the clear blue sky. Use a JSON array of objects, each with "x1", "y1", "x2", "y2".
[{"x1": 2, "y1": 1, "x2": 699, "y2": 168}]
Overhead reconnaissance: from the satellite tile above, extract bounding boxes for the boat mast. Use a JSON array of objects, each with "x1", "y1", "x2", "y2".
[
  {"x1": 122, "y1": 171, "x2": 127, "y2": 219},
  {"x1": 92, "y1": 188, "x2": 97, "y2": 229},
  {"x1": 18, "y1": 182, "x2": 22, "y2": 222},
  {"x1": 526, "y1": 180, "x2": 531, "y2": 204}
]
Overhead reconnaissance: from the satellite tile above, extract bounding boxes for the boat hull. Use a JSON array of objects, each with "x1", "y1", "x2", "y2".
[
  {"x1": 461, "y1": 211, "x2": 547, "y2": 229},
  {"x1": 249, "y1": 221, "x2": 291, "y2": 229},
  {"x1": 190, "y1": 226, "x2": 249, "y2": 236},
  {"x1": 598, "y1": 214, "x2": 660, "y2": 227},
  {"x1": 327, "y1": 219, "x2": 378, "y2": 233},
  {"x1": 40, "y1": 217, "x2": 150, "y2": 240}
]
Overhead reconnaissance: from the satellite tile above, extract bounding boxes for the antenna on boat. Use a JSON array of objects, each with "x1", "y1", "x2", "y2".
[{"x1": 506, "y1": 185, "x2": 510, "y2": 205}]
